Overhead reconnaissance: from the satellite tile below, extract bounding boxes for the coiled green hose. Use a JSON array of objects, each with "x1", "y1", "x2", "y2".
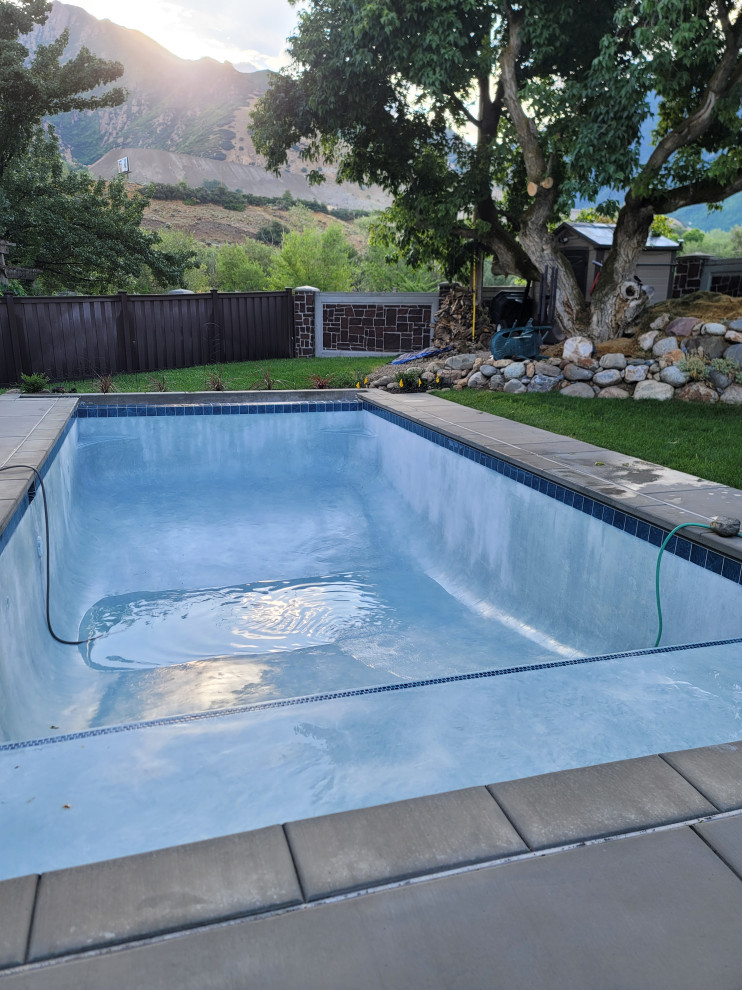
[{"x1": 654, "y1": 523, "x2": 713, "y2": 647}]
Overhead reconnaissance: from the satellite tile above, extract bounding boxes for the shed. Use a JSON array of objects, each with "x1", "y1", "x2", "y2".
[{"x1": 554, "y1": 221, "x2": 680, "y2": 303}]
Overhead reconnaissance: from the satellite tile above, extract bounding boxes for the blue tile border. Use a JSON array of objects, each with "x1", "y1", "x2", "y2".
[
  {"x1": 76, "y1": 400, "x2": 360, "y2": 418},
  {"x1": 3, "y1": 633, "x2": 742, "y2": 753},
  {"x1": 359, "y1": 400, "x2": 742, "y2": 589}
]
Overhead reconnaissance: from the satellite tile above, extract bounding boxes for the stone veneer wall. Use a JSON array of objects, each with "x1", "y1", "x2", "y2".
[
  {"x1": 292, "y1": 290, "x2": 439, "y2": 357},
  {"x1": 672, "y1": 255, "x2": 707, "y2": 297},
  {"x1": 673, "y1": 255, "x2": 742, "y2": 299}
]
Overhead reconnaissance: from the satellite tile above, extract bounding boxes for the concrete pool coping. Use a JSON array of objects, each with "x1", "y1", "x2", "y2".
[{"x1": 3, "y1": 388, "x2": 742, "y2": 988}]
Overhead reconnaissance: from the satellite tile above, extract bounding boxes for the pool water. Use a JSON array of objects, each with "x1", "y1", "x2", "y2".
[{"x1": 1, "y1": 401, "x2": 741, "y2": 878}]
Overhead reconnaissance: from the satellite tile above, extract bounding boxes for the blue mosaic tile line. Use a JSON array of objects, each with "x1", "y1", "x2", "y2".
[
  {"x1": 76, "y1": 400, "x2": 360, "y2": 418},
  {"x1": 359, "y1": 400, "x2": 742, "y2": 587},
  {"x1": 4, "y1": 633, "x2": 742, "y2": 753}
]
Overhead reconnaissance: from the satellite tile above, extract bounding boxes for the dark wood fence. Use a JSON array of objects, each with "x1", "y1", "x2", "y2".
[{"x1": 0, "y1": 289, "x2": 295, "y2": 385}]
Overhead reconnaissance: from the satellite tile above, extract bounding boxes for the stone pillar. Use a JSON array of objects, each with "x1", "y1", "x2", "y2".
[{"x1": 293, "y1": 286, "x2": 319, "y2": 357}]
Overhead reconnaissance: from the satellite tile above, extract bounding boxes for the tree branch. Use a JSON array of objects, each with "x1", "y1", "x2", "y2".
[
  {"x1": 652, "y1": 171, "x2": 742, "y2": 214},
  {"x1": 450, "y1": 96, "x2": 480, "y2": 129},
  {"x1": 499, "y1": 4, "x2": 546, "y2": 182}
]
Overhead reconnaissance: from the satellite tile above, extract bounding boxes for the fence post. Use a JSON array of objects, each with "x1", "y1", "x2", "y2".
[
  {"x1": 285, "y1": 287, "x2": 296, "y2": 357},
  {"x1": 4, "y1": 293, "x2": 28, "y2": 380},
  {"x1": 115, "y1": 292, "x2": 134, "y2": 373},
  {"x1": 209, "y1": 290, "x2": 225, "y2": 364}
]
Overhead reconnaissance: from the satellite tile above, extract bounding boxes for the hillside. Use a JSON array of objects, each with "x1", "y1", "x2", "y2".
[
  {"x1": 23, "y1": 2, "x2": 391, "y2": 211},
  {"x1": 88, "y1": 149, "x2": 390, "y2": 211}
]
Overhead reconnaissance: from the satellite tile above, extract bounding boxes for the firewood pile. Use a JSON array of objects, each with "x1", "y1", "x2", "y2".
[{"x1": 432, "y1": 284, "x2": 496, "y2": 350}]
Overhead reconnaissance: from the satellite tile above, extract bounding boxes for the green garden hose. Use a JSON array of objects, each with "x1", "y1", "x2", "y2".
[{"x1": 654, "y1": 522, "x2": 714, "y2": 647}]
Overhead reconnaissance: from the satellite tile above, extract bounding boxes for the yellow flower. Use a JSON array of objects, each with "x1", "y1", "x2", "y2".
[
  {"x1": 355, "y1": 381, "x2": 360, "y2": 388},
  {"x1": 399, "y1": 379, "x2": 404, "y2": 387},
  {"x1": 364, "y1": 376, "x2": 368, "y2": 385},
  {"x1": 418, "y1": 377, "x2": 422, "y2": 387}
]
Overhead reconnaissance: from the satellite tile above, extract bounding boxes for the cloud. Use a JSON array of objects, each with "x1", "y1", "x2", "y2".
[{"x1": 72, "y1": 0, "x2": 296, "y2": 68}]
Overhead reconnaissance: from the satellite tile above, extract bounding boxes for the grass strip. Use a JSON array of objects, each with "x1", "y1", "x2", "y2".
[
  {"x1": 52, "y1": 356, "x2": 388, "y2": 395},
  {"x1": 433, "y1": 390, "x2": 742, "y2": 490}
]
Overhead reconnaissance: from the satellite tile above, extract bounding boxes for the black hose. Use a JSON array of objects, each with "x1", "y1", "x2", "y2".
[{"x1": 0, "y1": 463, "x2": 102, "y2": 647}]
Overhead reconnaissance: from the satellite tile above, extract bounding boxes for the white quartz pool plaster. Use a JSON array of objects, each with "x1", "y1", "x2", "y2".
[{"x1": 2, "y1": 388, "x2": 742, "y2": 989}]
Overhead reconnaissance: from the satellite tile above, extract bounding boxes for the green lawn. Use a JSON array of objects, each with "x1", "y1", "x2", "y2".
[
  {"x1": 433, "y1": 390, "x2": 742, "y2": 490},
  {"x1": 13, "y1": 355, "x2": 742, "y2": 490},
  {"x1": 51, "y1": 356, "x2": 388, "y2": 394}
]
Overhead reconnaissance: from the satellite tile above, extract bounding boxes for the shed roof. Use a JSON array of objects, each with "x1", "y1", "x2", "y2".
[{"x1": 560, "y1": 221, "x2": 680, "y2": 250}]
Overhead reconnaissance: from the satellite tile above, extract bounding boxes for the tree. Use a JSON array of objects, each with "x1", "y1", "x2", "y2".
[
  {"x1": 0, "y1": 0, "x2": 125, "y2": 181},
  {"x1": 572, "y1": 0, "x2": 742, "y2": 336},
  {"x1": 215, "y1": 241, "x2": 274, "y2": 291},
  {"x1": 0, "y1": 130, "x2": 188, "y2": 293},
  {"x1": 253, "y1": 0, "x2": 742, "y2": 339},
  {"x1": 268, "y1": 223, "x2": 353, "y2": 290},
  {"x1": 251, "y1": 0, "x2": 619, "y2": 335}
]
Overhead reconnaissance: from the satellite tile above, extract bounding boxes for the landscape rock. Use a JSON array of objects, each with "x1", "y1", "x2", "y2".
[
  {"x1": 562, "y1": 336, "x2": 594, "y2": 362},
  {"x1": 649, "y1": 313, "x2": 671, "y2": 331},
  {"x1": 710, "y1": 515, "x2": 742, "y2": 537},
  {"x1": 599, "y1": 353, "x2": 627, "y2": 370},
  {"x1": 624, "y1": 364, "x2": 649, "y2": 383},
  {"x1": 659, "y1": 366, "x2": 689, "y2": 388},
  {"x1": 686, "y1": 336, "x2": 728, "y2": 359},
  {"x1": 728, "y1": 319, "x2": 742, "y2": 332},
  {"x1": 593, "y1": 369, "x2": 623, "y2": 387},
  {"x1": 633, "y1": 380, "x2": 675, "y2": 401},
  {"x1": 560, "y1": 382, "x2": 594, "y2": 398},
  {"x1": 527, "y1": 374, "x2": 562, "y2": 393},
  {"x1": 597, "y1": 386, "x2": 629, "y2": 399},
  {"x1": 665, "y1": 317, "x2": 700, "y2": 338},
  {"x1": 663, "y1": 349, "x2": 685, "y2": 364},
  {"x1": 488, "y1": 374, "x2": 505, "y2": 390},
  {"x1": 637, "y1": 330, "x2": 660, "y2": 351},
  {"x1": 533, "y1": 361, "x2": 561, "y2": 377},
  {"x1": 479, "y1": 364, "x2": 497, "y2": 377},
  {"x1": 652, "y1": 335, "x2": 679, "y2": 357},
  {"x1": 445, "y1": 354, "x2": 478, "y2": 371},
  {"x1": 492, "y1": 359, "x2": 513, "y2": 368},
  {"x1": 563, "y1": 364, "x2": 594, "y2": 381},
  {"x1": 725, "y1": 330, "x2": 742, "y2": 344},
  {"x1": 503, "y1": 379, "x2": 527, "y2": 394},
  {"x1": 503, "y1": 361, "x2": 527, "y2": 380},
  {"x1": 708, "y1": 370, "x2": 730, "y2": 391},
  {"x1": 702, "y1": 322, "x2": 727, "y2": 336},
  {"x1": 676, "y1": 382, "x2": 719, "y2": 403},
  {"x1": 724, "y1": 343, "x2": 742, "y2": 365},
  {"x1": 720, "y1": 384, "x2": 742, "y2": 404},
  {"x1": 466, "y1": 371, "x2": 489, "y2": 389}
]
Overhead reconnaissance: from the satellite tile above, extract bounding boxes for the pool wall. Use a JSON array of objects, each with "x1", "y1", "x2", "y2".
[{"x1": 2, "y1": 398, "x2": 742, "y2": 743}]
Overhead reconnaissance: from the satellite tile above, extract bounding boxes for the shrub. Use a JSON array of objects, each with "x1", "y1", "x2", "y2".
[{"x1": 20, "y1": 372, "x2": 50, "y2": 393}]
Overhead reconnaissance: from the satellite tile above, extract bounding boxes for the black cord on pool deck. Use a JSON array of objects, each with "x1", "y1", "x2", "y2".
[{"x1": 0, "y1": 463, "x2": 103, "y2": 647}]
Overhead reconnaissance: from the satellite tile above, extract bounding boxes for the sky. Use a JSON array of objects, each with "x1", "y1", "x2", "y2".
[{"x1": 69, "y1": 0, "x2": 299, "y2": 70}]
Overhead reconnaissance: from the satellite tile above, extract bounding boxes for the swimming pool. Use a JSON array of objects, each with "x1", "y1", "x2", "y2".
[{"x1": 1, "y1": 397, "x2": 741, "y2": 877}]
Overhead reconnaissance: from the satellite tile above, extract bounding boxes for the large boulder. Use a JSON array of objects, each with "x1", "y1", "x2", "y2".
[
  {"x1": 633, "y1": 380, "x2": 675, "y2": 401},
  {"x1": 659, "y1": 366, "x2": 689, "y2": 388},
  {"x1": 652, "y1": 336, "x2": 679, "y2": 357},
  {"x1": 503, "y1": 361, "x2": 527, "y2": 380},
  {"x1": 528, "y1": 374, "x2": 562, "y2": 393},
  {"x1": 665, "y1": 317, "x2": 700, "y2": 338},
  {"x1": 720, "y1": 384, "x2": 742, "y2": 404},
  {"x1": 466, "y1": 371, "x2": 489, "y2": 389},
  {"x1": 686, "y1": 336, "x2": 728, "y2": 359},
  {"x1": 638, "y1": 329, "x2": 660, "y2": 351},
  {"x1": 563, "y1": 364, "x2": 594, "y2": 381},
  {"x1": 593, "y1": 369, "x2": 623, "y2": 387},
  {"x1": 560, "y1": 382, "x2": 594, "y2": 398},
  {"x1": 444, "y1": 354, "x2": 478, "y2": 371},
  {"x1": 533, "y1": 361, "x2": 561, "y2": 377},
  {"x1": 676, "y1": 382, "x2": 719, "y2": 403},
  {"x1": 701, "y1": 321, "x2": 727, "y2": 336},
  {"x1": 724, "y1": 343, "x2": 742, "y2": 365},
  {"x1": 599, "y1": 353, "x2": 627, "y2": 370},
  {"x1": 503, "y1": 379, "x2": 527, "y2": 394},
  {"x1": 562, "y1": 336, "x2": 594, "y2": 362},
  {"x1": 624, "y1": 364, "x2": 649, "y2": 383},
  {"x1": 597, "y1": 386, "x2": 629, "y2": 399}
]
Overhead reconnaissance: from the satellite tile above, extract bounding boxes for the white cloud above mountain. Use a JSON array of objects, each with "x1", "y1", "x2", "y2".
[{"x1": 71, "y1": 0, "x2": 296, "y2": 69}]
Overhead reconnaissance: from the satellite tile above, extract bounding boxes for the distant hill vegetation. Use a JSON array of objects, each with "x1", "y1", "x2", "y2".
[
  {"x1": 671, "y1": 193, "x2": 742, "y2": 233},
  {"x1": 24, "y1": 3, "x2": 267, "y2": 165}
]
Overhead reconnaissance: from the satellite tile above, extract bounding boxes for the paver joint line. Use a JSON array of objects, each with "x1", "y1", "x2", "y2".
[
  {"x1": 23, "y1": 875, "x2": 41, "y2": 967},
  {"x1": 657, "y1": 752, "x2": 724, "y2": 813},
  {"x1": 483, "y1": 786, "x2": 533, "y2": 852},
  {"x1": 689, "y1": 823, "x2": 742, "y2": 886},
  {"x1": 281, "y1": 824, "x2": 307, "y2": 904}
]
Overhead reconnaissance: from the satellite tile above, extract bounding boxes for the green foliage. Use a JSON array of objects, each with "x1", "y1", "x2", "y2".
[
  {"x1": 0, "y1": 0, "x2": 125, "y2": 180},
  {"x1": 20, "y1": 371, "x2": 50, "y2": 393},
  {"x1": 146, "y1": 181, "x2": 370, "y2": 220},
  {"x1": 0, "y1": 129, "x2": 188, "y2": 293},
  {"x1": 710, "y1": 357, "x2": 742, "y2": 383},
  {"x1": 268, "y1": 223, "x2": 353, "y2": 290},
  {"x1": 215, "y1": 242, "x2": 274, "y2": 291},
  {"x1": 676, "y1": 355, "x2": 710, "y2": 382}
]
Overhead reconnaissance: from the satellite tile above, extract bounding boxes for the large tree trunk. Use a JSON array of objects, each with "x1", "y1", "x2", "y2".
[
  {"x1": 588, "y1": 198, "x2": 655, "y2": 341},
  {"x1": 519, "y1": 221, "x2": 590, "y2": 336}
]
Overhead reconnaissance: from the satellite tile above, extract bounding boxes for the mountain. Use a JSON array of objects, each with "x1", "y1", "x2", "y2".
[{"x1": 23, "y1": 3, "x2": 269, "y2": 165}]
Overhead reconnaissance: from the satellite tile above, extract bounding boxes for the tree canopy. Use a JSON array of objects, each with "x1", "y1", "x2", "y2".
[{"x1": 253, "y1": 0, "x2": 742, "y2": 338}]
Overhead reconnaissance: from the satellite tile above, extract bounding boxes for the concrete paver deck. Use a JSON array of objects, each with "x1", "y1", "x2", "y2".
[{"x1": 3, "y1": 390, "x2": 742, "y2": 987}]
